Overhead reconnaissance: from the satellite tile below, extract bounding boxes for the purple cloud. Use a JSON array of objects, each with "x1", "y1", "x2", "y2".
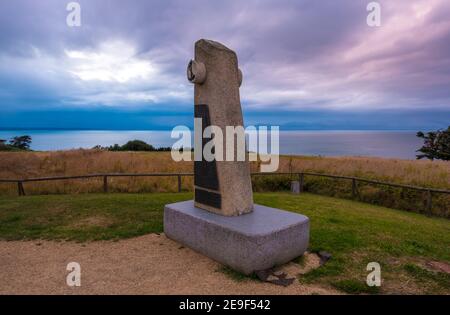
[{"x1": 0, "y1": 0, "x2": 449, "y2": 113}]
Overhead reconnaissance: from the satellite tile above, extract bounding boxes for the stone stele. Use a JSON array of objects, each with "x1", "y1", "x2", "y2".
[
  {"x1": 190, "y1": 39, "x2": 253, "y2": 217},
  {"x1": 164, "y1": 39, "x2": 310, "y2": 275}
]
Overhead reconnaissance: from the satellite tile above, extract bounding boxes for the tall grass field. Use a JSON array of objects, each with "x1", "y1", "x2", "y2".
[{"x1": 0, "y1": 150, "x2": 449, "y2": 216}]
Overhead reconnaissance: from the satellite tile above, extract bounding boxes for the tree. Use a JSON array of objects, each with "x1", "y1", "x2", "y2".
[
  {"x1": 416, "y1": 126, "x2": 450, "y2": 161},
  {"x1": 116, "y1": 140, "x2": 155, "y2": 151},
  {"x1": 0, "y1": 139, "x2": 7, "y2": 150},
  {"x1": 8, "y1": 135, "x2": 32, "y2": 150},
  {"x1": 97, "y1": 140, "x2": 171, "y2": 152},
  {"x1": 107, "y1": 144, "x2": 122, "y2": 151}
]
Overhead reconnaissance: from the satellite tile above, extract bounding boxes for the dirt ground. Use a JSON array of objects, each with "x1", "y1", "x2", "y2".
[{"x1": 0, "y1": 233, "x2": 338, "y2": 295}]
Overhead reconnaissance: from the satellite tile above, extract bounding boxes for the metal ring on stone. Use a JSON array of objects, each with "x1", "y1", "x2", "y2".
[{"x1": 187, "y1": 60, "x2": 207, "y2": 84}]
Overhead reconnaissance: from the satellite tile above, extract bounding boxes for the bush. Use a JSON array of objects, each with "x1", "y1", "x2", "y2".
[
  {"x1": 117, "y1": 140, "x2": 155, "y2": 151},
  {"x1": 252, "y1": 175, "x2": 292, "y2": 192},
  {"x1": 251, "y1": 175, "x2": 449, "y2": 217},
  {"x1": 416, "y1": 126, "x2": 450, "y2": 161},
  {"x1": 0, "y1": 136, "x2": 32, "y2": 151},
  {"x1": 96, "y1": 140, "x2": 173, "y2": 152}
]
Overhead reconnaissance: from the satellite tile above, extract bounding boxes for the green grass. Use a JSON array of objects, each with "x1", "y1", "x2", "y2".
[
  {"x1": 0, "y1": 192, "x2": 191, "y2": 241},
  {"x1": 403, "y1": 263, "x2": 450, "y2": 293},
  {"x1": 0, "y1": 192, "x2": 449, "y2": 294},
  {"x1": 331, "y1": 279, "x2": 380, "y2": 294}
]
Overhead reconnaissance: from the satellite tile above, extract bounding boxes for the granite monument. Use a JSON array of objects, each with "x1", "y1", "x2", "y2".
[{"x1": 164, "y1": 39, "x2": 310, "y2": 275}]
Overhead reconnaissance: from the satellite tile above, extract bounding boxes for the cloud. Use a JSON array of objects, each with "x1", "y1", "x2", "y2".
[
  {"x1": 237, "y1": 0, "x2": 450, "y2": 110},
  {"x1": 0, "y1": 38, "x2": 191, "y2": 108},
  {"x1": 0, "y1": 0, "x2": 449, "y2": 120},
  {"x1": 65, "y1": 41, "x2": 156, "y2": 83}
]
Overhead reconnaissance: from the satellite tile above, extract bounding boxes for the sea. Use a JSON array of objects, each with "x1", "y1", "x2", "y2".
[{"x1": 0, "y1": 130, "x2": 423, "y2": 160}]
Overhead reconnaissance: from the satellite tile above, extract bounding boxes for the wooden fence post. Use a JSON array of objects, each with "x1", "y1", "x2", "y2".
[
  {"x1": 103, "y1": 176, "x2": 108, "y2": 193},
  {"x1": 298, "y1": 173, "x2": 304, "y2": 193},
  {"x1": 1, "y1": 172, "x2": 448, "y2": 218},
  {"x1": 426, "y1": 190, "x2": 432, "y2": 214},
  {"x1": 17, "y1": 181, "x2": 25, "y2": 196},
  {"x1": 177, "y1": 175, "x2": 182, "y2": 193}
]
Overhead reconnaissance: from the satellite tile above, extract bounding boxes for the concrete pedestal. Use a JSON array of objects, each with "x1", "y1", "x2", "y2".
[{"x1": 164, "y1": 200, "x2": 309, "y2": 275}]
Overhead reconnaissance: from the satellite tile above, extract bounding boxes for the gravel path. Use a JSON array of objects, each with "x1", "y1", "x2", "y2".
[{"x1": 0, "y1": 234, "x2": 338, "y2": 295}]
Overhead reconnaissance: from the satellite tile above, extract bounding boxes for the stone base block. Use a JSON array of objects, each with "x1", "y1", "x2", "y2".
[{"x1": 164, "y1": 200, "x2": 309, "y2": 275}]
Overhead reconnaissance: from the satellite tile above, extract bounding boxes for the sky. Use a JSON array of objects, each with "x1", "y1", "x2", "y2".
[{"x1": 0, "y1": 0, "x2": 449, "y2": 130}]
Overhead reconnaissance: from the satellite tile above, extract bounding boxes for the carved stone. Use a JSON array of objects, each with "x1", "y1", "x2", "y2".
[
  {"x1": 164, "y1": 39, "x2": 310, "y2": 275},
  {"x1": 190, "y1": 39, "x2": 253, "y2": 217}
]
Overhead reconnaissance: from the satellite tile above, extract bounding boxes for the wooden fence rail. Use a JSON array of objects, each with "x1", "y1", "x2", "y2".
[{"x1": 1, "y1": 172, "x2": 449, "y2": 215}]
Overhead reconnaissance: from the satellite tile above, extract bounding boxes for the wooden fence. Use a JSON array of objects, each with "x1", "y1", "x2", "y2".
[{"x1": 1, "y1": 172, "x2": 449, "y2": 215}]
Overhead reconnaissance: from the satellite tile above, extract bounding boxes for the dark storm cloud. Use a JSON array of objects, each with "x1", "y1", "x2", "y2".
[{"x1": 0, "y1": 0, "x2": 449, "y2": 128}]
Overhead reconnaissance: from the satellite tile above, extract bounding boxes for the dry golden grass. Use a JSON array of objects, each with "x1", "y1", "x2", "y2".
[
  {"x1": 0, "y1": 150, "x2": 192, "y2": 195},
  {"x1": 277, "y1": 155, "x2": 450, "y2": 189},
  {"x1": 0, "y1": 150, "x2": 448, "y2": 196}
]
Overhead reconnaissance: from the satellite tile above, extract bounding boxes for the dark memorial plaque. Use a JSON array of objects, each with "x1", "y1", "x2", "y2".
[
  {"x1": 194, "y1": 104, "x2": 219, "y2": 191},
  {"x1": 195, "y1": 188, "x2": 222, "y2": 209}
]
